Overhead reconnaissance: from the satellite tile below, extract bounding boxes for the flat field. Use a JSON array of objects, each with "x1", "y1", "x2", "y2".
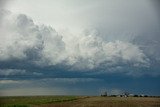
[{"x1": 1, "y1": 96, "x2": 160, "y2": 107}]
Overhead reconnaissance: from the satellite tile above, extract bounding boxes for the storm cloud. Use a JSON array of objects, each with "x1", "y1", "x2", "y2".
[
  {"x1": 0, "y1": 9, "x2": 150, "y2": 74},
  {"x1": 0, "y1": 0, "x2": 160, "y2": 96}
]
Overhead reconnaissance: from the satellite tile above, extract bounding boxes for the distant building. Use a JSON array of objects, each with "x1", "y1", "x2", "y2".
[
  {"x1": 128, "y1": 94, "x2": 134, "y2": 97},
  {"x1": 101, "y1": 91, "x2": 107, "y2": 97},
  {"x1": 116, "y1": 92, "x2": 130, "y2": 97},
  {"x1": 140, "y1": 94, "x2": 145, "y2": 97}
]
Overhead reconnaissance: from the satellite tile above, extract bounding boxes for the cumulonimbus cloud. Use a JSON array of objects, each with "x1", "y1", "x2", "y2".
[{"x1": 0, "y1": 9, "x2": 149, "y2": 73}]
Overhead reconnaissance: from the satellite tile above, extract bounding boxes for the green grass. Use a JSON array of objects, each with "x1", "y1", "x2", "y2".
[
  {"x1": 0, "y1": 96, "x2": 78, "y2": 107},
  {"x1": 1, "y1": 104, "x2": 29, "y2": 107}
]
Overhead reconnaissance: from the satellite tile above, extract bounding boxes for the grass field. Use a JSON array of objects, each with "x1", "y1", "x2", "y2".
[
  {"x1": 0, "y1": 96, "x2": 79, "y2": 107},
  {"x1": 0, "y1": 96, "x2": 160, "y2": 107}
]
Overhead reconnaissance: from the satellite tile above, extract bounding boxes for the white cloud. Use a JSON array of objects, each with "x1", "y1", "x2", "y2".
[
  {"x1": 0, "y1": 10, "x2": 149, "y2": 73},
  {"x1": 63, "y1": 31, "x2": 149, "y2": 70},
  {"x1": 0, "y1": 10, "x2": 66, "y2": 65}
]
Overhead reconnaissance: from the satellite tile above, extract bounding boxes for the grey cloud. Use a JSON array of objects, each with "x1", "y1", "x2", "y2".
[
  {"x1": 44, "y1": 78, "x2": 101, "y2": 84},
  {"x1": 0, "y1": 10, "x2": 65, "y2": 65},
  {"x1": 0, "y1": 68, "x2": 44, "y2": 77},
  {"x1": 0, "y1": 80, "x2": 27, "y2": 84},
  {"x1": 0, "y1": 0, "x2": 8, "y2": 9},
  {"x1": 0, "y1": 69, "x2": 26, "y2": 76},
  {"x1": 0, "y1": 78, "x2": 100, "y2": 85},
  {"x1": 0, "y1": 10, "x2": 152, "y2": 76},
  {"x1": 0, "y1": 78, "x2": 102, "y2": 96},
  {"x1": 63, "y1": 32, "x2": 149, "y2": 70}
]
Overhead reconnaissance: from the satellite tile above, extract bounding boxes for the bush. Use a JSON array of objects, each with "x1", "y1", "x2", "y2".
[{"x1": 133, "y1": 95, "x2": 138, "y2": 97}]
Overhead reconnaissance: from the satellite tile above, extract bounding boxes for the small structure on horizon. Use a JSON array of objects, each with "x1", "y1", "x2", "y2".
[
  {"x1": 101, "y1": 91, "x2": 108, "y2": 97},
  {"x1": 124, "y1": 91, "x2": 130, "y2": 97},
  {"x1": 114, "y1": 91, "x2": 130, "y2": 97}
]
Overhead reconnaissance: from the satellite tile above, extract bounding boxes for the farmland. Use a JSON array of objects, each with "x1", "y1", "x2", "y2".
[
  {"x1": 1, "y1": 96, "x2": 160, "y2": 107},
  {"x1": 0, "y1": 96, "x2": 80, "y2": 107}
]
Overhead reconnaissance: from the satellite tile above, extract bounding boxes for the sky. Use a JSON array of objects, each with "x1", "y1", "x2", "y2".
[{"x1": 0, "y1": 0, "x2": 160, "y2": 96}]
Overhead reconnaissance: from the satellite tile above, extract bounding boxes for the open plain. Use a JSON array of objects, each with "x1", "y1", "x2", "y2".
[{"x1": 1, "y1": 96, "x2": 160, "y2": 107}]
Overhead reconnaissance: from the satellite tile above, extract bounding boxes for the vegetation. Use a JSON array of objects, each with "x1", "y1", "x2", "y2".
[
  {"x1": 0, "y1": 96, "x2": 78, "y2": 107},
  {"x1": 0, "y1": 96, "x2": 160, "y2": 107}
]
